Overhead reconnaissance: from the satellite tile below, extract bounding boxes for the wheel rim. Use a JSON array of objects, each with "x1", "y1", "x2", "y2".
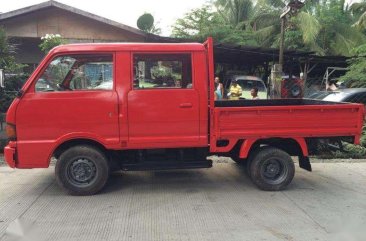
[
  {"x1": 260, "y1": 158, "x2": 288, "y2": 185},
  {"x1": 67, "y1": 158, "x2": 97, "y2": 187}
]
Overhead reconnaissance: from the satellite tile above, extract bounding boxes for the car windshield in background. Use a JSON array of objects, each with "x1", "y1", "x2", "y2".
[
  {"x1": 320, "y1": 89, "x2": 366, "y2": 105},
  {"x1": 322, "y1": 92, "x2": 350, "y2": 102},
  {"x1": 307, "y1": 91, "x2": 332, "y2": 100},
  {"x1": 237, "y1": 79, "x2": 266, "y2": 91}
]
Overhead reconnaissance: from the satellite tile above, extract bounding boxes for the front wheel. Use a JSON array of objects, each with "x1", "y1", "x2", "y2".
[
  {"x1": 248, "y1": 147, "x2": 295, "y2": 191},
  {"x1": 55, "y1": 145, "x2": 110, "y2": 195}
]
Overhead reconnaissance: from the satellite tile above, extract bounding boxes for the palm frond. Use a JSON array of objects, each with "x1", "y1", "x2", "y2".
[
  {"x1": 253, "y1": 25, "x2": 277, "y2": 43},
  {"x1": 331, "y1": 23, "x2": 366, "y2": 56},
  {"x1": 353, "y1": 11, "x2": 366, "y2": 29},
  {"x1": 296, "y1": 11, "x2": 320, "y2": 44}
]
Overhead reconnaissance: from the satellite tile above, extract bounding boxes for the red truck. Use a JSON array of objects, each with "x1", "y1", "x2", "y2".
[{"x1": 3, "y1": 38, "x2": 365, "y2": 195}]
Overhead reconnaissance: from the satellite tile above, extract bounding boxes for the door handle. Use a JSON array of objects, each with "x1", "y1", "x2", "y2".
[{"x1": 179, "y1": 103, "x2": 193, "y2": 108}]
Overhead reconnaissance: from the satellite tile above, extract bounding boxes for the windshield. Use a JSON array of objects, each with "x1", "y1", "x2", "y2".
[
  {"x1": 35, "y1": 55, "x2": 113, "y2": 92},
  {"x1": 322, "y1": 92, "x2": 350, "y2": 102},
  {"x1": 308, "y1": 91, "x2": 332, "y2": 99},
  {"x1": 236, "y1": 79, "x2": 266, "y2": 91}
]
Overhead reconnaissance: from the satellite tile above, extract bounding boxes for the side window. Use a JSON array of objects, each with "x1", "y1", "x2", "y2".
[
  {"x1": 35, "y1": 54, "x2": 113, "y2": 92},
  {"x1": 133, "y1": 53, "x2": 192, "y2": 89}
]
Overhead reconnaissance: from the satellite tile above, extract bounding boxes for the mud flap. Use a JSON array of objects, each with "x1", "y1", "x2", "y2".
[{"x1": 299, "y1": 156, "x2": 312, "y2": 172}]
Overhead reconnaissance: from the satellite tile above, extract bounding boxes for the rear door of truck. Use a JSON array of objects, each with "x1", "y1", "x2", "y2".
[{"x1": 126, "y1": 51, "x2": 201, "y2": 148}]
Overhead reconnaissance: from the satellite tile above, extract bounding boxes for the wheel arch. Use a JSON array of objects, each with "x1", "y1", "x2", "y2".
[
  {"x1": 239, "y1": 137, "x2": 308, "y2": 159},
  {"x1": 53, "y1": 138, "x2": 107, "y2": 160}
]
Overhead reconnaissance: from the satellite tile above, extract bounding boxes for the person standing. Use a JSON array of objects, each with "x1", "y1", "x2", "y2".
[
  {"x1": 251, "y1": 87, "x2": 260, "y2": 100},
  {"x1": 214, "y1": 76, "x2": 224, "y2": 100},
  {"x1": 228, "y1": 79, "x2": 242, "y2": 100}
]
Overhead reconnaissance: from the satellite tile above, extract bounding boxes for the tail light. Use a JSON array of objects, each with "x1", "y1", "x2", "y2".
[{"x1": 6, "y1": 123, "x2": 16, "y2": 141}]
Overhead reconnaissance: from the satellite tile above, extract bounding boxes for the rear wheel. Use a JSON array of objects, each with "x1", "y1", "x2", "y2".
[
  {"x1": 248, "y1": 147, "x2": 295, "y2": 191},
  {"x1": 55, "y1": 145, "x2": 110, "y2": 195}
]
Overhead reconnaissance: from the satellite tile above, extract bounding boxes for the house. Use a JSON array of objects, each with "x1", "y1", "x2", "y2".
[{"x1": 0, "y1": 0, "x2": 159, "y2": 72}]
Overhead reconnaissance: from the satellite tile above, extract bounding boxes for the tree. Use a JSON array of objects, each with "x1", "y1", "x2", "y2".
[
  {"x1": 0, "y1": 27, "x2": 23, "y2": 72},
  {"x1": 137, "y1": 13, "x2": 161, "y2": 35},
  {"x1": 298, "y1": 0, "x2": 365, "y2": 56},
  {"x1": 350, "y1": 1, "x2": 366, "y2": 30},
  {"x1": 339, "y1": 43, "x2": 366, "y2": 87},
  {"x1": 39, "y1": 34, "x2": 66, "y2": 54},
  {"x1": 172, "y1": 5, "x2": 258, "y2": 45},
  {"x1": 171, "y1": 0, "x2": 366, "y2": 57},
  {"x1": 215, "y1": 0, "x2": 254, "y2": 28},
  {"x1": 0, "y1": 27, "x2": 26, "y2": 113}
]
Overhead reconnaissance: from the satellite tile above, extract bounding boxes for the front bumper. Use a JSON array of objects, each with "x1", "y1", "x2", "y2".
[{"x1": 4, "y1": 142, "x2": 16, "y2": 168}]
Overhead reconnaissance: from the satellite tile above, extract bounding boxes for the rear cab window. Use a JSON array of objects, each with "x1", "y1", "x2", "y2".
[
  {"x1": 133, "y1": 53, "x2": 192, "y2": 89},
  {"x1": 35, "y1": 54, "x2": 113, "y2": 92}
]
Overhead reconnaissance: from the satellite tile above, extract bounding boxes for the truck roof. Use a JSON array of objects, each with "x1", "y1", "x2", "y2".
[{"x1": 49, "y1": 42, "x2": 206, "y2": 54}]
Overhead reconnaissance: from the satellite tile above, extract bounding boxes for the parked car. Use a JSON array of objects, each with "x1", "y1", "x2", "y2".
[
  {"x1": 314, "y1": 88, "x2": 366, "y2": 105},
  {"x1": 224, "y1": 75, "x2": 268, "y2": 99},
  {"x1": 307, "y1": 91, "x2": 332, "y2": 99}
]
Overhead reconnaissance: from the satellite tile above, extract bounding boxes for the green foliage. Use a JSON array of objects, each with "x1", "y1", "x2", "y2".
[
  {"x1": 0, "y1": 27, "x2": 24, "y2": 72},
  {"x1": 361, "y1": 124, "x2": 366, "y2": 147},
  {"x1": 137, "y1": 13, "x2": 154, "y2": 31},
  {"x1": 39, "y1": 34, "x2": 66, "y2": 54},
  {"x1": 172, "y1": 5, "x2": 258, "y2": 45},
  {"x1": 351, "y1": 1, "x2": 366, "y2": 30},
  {"x1": 0, "y1": 27, "x2": 26, "y2": 113},
  {"x1": 0, "y1": 74, "x2": 28, "y2": 112},
  {"x1": 316, "y1": 123, "x2": 366, "y2": 159},
  {"x1": 171, "y1": 0, "x2": 366, "y2": 57},
  {"x1": 339, "y1": 44, "x2": 366, "y2": 87},
  {"x1": 137, "y1": 13, "x2": 161, "y2": 34},
  {"x1": 332, "y1": 142, "x2": 366, "y2": 159},
  {"x1": 215, "y1": 0, "x2": 254, "y2": 28}
]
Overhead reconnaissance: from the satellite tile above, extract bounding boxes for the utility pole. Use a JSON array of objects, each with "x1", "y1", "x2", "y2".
[{"x1": 270, "y1": 0, "x2": 305, "y2": 99}]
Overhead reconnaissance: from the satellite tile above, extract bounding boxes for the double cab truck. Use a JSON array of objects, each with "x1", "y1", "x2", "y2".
[{"x1": 3, "y1": 38, "x2": 365, "y2": 195}]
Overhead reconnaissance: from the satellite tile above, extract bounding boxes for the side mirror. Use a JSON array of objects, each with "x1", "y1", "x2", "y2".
[{"x1": 0, "y1": 69, "x2": 4, "y2": 88}]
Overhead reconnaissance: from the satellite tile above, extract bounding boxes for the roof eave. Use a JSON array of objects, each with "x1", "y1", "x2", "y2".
[{"x1": 0, "y1": 0, "x2": 147, "y2": 37}]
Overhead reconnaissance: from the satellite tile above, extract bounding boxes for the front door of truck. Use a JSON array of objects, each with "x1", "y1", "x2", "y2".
[
  {"x1": 127, "y1": 53, "x2": 200, "y2": 147},
  {"x1": 15, "y1": 54, "x2": 119, "y2": 166}
]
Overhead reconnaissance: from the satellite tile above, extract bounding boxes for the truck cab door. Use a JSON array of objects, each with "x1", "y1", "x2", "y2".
[
  {"x1": 15, "y1": 54, "x2": 119, "y2": 167},
  {"x1": 127, "y1": 53, "x2": 200, "y2": 148}
]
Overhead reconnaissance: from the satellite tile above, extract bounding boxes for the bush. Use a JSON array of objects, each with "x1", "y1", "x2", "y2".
[
  {"x1": 317, "y1": 141, "x2": 366, "y2": 159},
  {"x1": 39, "y1": 34, "x2": 67, "y2": 54},
  {"x1": 361, "y1": 124, "x2": 366, "y2": 148},
  {"x1": 0, "y1": 74, "x2": 28, "y2": 113}
]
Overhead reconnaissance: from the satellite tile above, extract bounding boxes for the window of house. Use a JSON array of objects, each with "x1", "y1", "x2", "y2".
[
  {"x1": 35, "y1": 54, "x2": 113, "y2": 92},
  {"x1": 133, "y1": 53, "x2": 192, "y2": 89}
]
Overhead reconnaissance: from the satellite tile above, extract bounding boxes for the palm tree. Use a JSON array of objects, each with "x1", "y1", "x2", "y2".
[
  {"x1": 254, "y1": 0, "x2": 365, "y2": 56},
  {"x1": 214, "y1": 0, "x2": 254, "y2": 29},
  {"x1": 351, "y1": 1, "x2": 366, "y2": 30}
]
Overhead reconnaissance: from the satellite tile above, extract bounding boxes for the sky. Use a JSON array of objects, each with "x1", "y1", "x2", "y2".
[
  {"x1": 1, "y1": 0, "x2": 361, "y2": 36},
  {"x1": 0, "y1": 0, "x2": 210, "y2": 36}
]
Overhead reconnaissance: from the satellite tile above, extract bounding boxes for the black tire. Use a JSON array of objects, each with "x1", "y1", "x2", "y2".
[
  {"x1": 245, "y1": 146, "x2": 264, "y2": 178},
  {"x1": 55, "y1": 145, "x2": 110, "y2": 195},
  {"x1": 248, "y1": 147, "x2": 295, "y2": 191}
]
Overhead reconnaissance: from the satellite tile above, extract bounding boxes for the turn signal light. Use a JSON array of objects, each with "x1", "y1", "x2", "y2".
[{"x1": 6, "y1": 123, "x2": 16, "y2": 141}]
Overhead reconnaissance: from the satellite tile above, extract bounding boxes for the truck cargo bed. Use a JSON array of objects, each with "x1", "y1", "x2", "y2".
[{"x1": 213, "y1": 99, "x2": 364, "y2": 143}]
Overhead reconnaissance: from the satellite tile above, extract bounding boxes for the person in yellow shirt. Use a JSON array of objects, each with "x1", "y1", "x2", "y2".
[{"x1": 228, "y1": 80, "x2": 242, "y2": 100}]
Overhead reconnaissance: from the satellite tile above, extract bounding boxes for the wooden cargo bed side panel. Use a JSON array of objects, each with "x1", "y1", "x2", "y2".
[{"x1": 214, "y1": 105, "x2": 363, "y2": 140}]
